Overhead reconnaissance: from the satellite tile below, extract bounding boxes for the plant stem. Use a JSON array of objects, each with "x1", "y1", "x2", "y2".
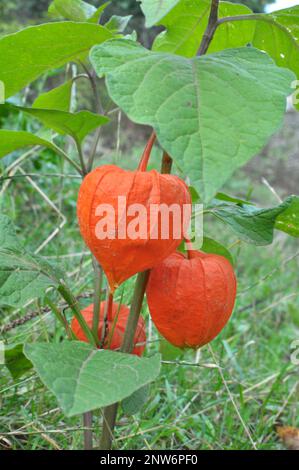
[
  {"x1": 198, "y1": 0, "x2": 220, "y2": 55},
  {"x1": 92, "y1": 256, "x2": 103, "y2": 343},
  {"x1": 52, "y1": 143, "x2": 83, "y2": 175},
  {"x1": 160, "y1": 151, "x2": 173, "y2": 174},
  {"x1": 58, "y1": 283, "x2": 97, "y2": 347},
  {"x1": 45, "y1": 296, "x2": 75, "y2": 340},
  {"x1": 99, "y1": 270, "x2": 150, "y2": 450},
  {"x1": 75, "y1": 139, "x2": 88, "y2": 176},
  {"x1": 83, "y1": 412, "x2": 93, "y2": 450}
]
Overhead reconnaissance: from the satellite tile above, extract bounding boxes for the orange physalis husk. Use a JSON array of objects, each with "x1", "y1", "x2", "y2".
[
  {"x1": 77, "y1": 164, "x2": 191, "y2": 292},
  {"x1": 71, "y1": 301, "x2": 146, "y2": 356},
  {"x1": 146, "y1": 249, "x2": 237, "y2": 349}
]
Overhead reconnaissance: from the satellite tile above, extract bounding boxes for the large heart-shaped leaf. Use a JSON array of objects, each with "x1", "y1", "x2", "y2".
[
  {"x1": 90, "y1": 40, "x2": 294, "y2": 202},
  {"x1": 153, "y1": 1, "x2": 299, "y2": 95},
  {"x1": 24, "y1": 341, "x2": 161, "y2": 416},
  {"x1": 0, "y1": 22, "x2": 113, "y2": 98}
]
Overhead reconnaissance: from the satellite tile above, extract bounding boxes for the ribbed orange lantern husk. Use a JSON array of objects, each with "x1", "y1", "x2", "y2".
[
  {"x1": 71, "y1": 301, "x2": 146, "y2": 356},
  {"x1": 77, "y1": 165, "x2": 191, "y2": 291},
  {"x1": 146, "y1": 250, "x2": 237, "y2": 349}
]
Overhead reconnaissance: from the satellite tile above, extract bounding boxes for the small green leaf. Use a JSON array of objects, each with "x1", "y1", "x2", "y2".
[
  {"x1": 24, "y1": 342, "x2": 161, "y2": 416},
  {"x1": 5, "y1": 343, "x2": 33, "y2": 380},
  {"x1": 122, "y1": 385, "x2": 149, "y2": 415},
  {"x1": 202, "y1": 237, "x2": 234, "y2": 266},
  {"x1": 0, "y1": 130, "x2": 59, "y2": 160},
  {"x1": 212, "y1": 196, "x2": 298, "y2": 245},
  {"x1": 159, "y1": 337, "x2": 183, "y2": 361},
  {"x1": 2, "y1": 104, "x2": 109, "y2": 144},
  {"x1": 48, "y1": 0, "x2": 98, "y2": 22},
  {"x1": 91, "y1": 40, "x2": 294, "y2": 202},
  {"x1": 215, "y1": 192, "x2": 254, "y2": 206},
  {"x1": 105, "y1": 15, "x2": 132, "y2": 33},
  {"x1": 33, "y1": 81, "x2": 73, "y2": 112},
  {"x1": 0, "y1": 22, "x2": 113, "y2": 98},
  {"x1": 0, "y1": 214, "x2": 63, "y2": 307},
  {"x1": 139, "y1": 0, "x2": 180, "y2": 28},
  {"x1": 275, "y1": 196, "x2": 299, "y2": 237}
]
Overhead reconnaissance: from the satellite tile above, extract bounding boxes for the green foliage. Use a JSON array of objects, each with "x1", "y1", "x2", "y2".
[
  {"x1": 0, "y1": 130, "x2": 63, "y2": 162},
  {"x1": 139, "y1": 0, "x2": 180, "y2": 27},
  {"x1": 275, "y1": 196, "x2": 299, "y2": 237},
  {"x1": 0, "y1": 22, "x2": 113, "y2": 98},
  {"x1": 4, "y1": 344, "x2": 33, "y2": 380},
  {"x1": 32, "y1": 80, "x2": 73, "y2": 112},
  {"x1": 201, "y1": 237, "x2": 234, "y2": 265},
  {"x1": 91, "y1": 39, "x2": 294, "y2": 202},
  {"x1": 122, "y1": 385, "x2": 150, "y2": 415},
  {"x1": 0, "y1": 214, "x2": 62, "y2": 307},
  {"x1": 211, "y1": 196, "x2": 299, "y2": 245},
  {"x1": 24, "y1": 342, "x2": 161, "y2": 416},
  {"x1": 230, "y1": 0, "x2": 275, "y2": 14},
  {"x1": 2, "y1": 104, "x2": 109, "y2": 144}
]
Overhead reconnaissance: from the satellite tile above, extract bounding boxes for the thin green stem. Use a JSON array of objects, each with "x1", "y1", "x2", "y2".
[
  {"x1": 45, "y1": 296, "x2": 75, "y2": 340},
  {"x1": 52, "y1": 143, "x2": 83, "y2": 175},
  {"x1": 75, "y1": 139, "x2": 88, "y2": 176},
  {"x1": 58, "y1": 283, "x2": 97, "y2": 348},
  {"x1": 91, "y1": 257, "x2": 103, "y2": 343}
]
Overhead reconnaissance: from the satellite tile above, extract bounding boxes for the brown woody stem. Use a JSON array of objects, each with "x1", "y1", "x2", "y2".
[
  {"x1": 99, "y1": 270, "x2": 150, "y2": 450},
  {"x1": 197, "y1": 0, "x2": 219, "y2": 56},
  {"x1": 161, "y1": 151, "x2": 173, "y2": 174},
  {"x1": 83, "y1": 412, "x2": 93, "y2": 450}
]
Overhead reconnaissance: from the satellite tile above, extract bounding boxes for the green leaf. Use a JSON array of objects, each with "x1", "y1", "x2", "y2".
[
  {"x1": 48, "y1": 0, "x2": 98, "y2": 22},
  {"x1": 139, "y1": 0, "x2": 180, "y2": 28},
  {"x1": 33, "y1": 81, "x2": 73, "y2": 112},
  {"x1": 24, "y1": 342, "x2": 161, "y2": 416},
  {"x1": 212, "y1": 196, "x2": 298, "y2": 245},
  {"x1": 153, "y1": 1, "x2": 253, "y2": 57},
  {"x1": 105, "y1": 15, "x2": 132, "y2": 33},
  {"x1": 202, "y1": 237, "x2": 234, "y2": 265},
  {"x1": 0, "y1": 22, "x2": 113, "y2": 98},
  {"x1": 2, "y1": 104, "x2": 109, "y2": 144},
  {"x1": 153, "y1": 2, "x2": 299, "y2": 97},
  {"x1": 159, "y1": 337, "x2": 183, "y2": 361},
  {"x1": 91, "y1": 40, "x2": 294, "y2": 202},
  {"x1": 5, "y1": 343, "x2": 33, "y2": 380},
  {"x1": 215, "y1": 192, "x2": 254, "y2": 206},
  {"x1": 122, "y1": 385, "x2": 149, "y2": 415},
  {"x1": 0, "y1": 214, "x2": 62, "y2": 307},
  {"x1": 275, "y1": 196, "x2": 299, "y2": 237},
  {"x1": 0, "y1": 130, "x2": 60, "y2": 160},
  {"x1": 88, "y1": 2, "x2": 110, "y2": 24}
]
